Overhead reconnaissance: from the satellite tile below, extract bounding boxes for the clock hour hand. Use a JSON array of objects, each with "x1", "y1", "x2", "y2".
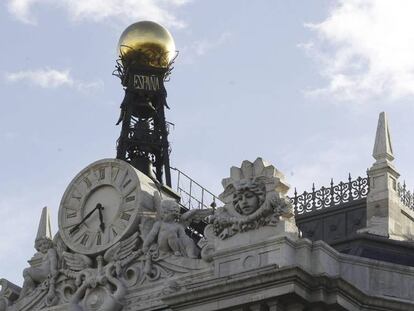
[
  {"x1": 98, "y1": 205, "x2": 105, "y2": 232},
  {"x1": 69, "y1": 203, "x2": 102, "y2": 235}
]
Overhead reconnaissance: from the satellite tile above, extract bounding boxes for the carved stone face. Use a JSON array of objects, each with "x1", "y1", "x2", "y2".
[
  {"x1": 232, "y1": 180, "x2": 265, "y2": 216},
  {"x1": 161, "y1": 201, "x2": 180, "y2": 221},
  {"x1": 35, "y1": 238, "x2": 53, "y2": 254},
  {"x1": 234, "y1": 190, "x2": 260, "y2": 215}
]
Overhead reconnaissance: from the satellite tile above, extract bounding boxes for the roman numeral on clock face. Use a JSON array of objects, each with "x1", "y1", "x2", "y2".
[
  {"x1": 83, "y1": 177, "x2": 92, "y2": 188},
  {"x1": 123, "y1": 179, "x2": 132, "y2": 189},
  {"x1": 125, "y1": 195, "x2": 135, "y2": 203},
  {"x1": 72, "y1": 194, "x2": 82, "y2": 201},
  {"x1": 69, "y1": 226, "x2": 80, "y2": 237},
  {"x1": 80, "y1": 233, "x2": 89, "y2": 246},
  {"x1": 120, "y1": 212, "x2": 131, "y2": 221},
  {"x1": 66, "y1": 211, "x2": 78, "y2": 219},
  {"x1": 98, "y1": 167, "x2": 105, "y2": 180},
  {"x1": 112, "y1": 228, "x2": 118, "y2": 237},
  {"x1": 111, "y1": 166, "x2": 120, "y2": 182},
  {"x1": 96, "y1": 232, "x2": 102, "y2": 245}
]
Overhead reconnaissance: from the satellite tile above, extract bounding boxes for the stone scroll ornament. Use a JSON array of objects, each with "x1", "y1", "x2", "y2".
[
  {"x1": 62, "y1": 232, "x2": 140, "y2": 311},
  {"x1": 201, "y1": 158, "x2": 294, "y2": 259}
]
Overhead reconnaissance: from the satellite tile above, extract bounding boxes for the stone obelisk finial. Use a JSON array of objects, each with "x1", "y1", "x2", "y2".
[
  {"x1": 373, "y1": 112, "x2": 394, "y2": 163},
  {"x1": 35, "y1": 207, "x2": 52, "y2": 242},
  {"x1": 360, "y1": 112, "x2": 404, "y2": 240}
]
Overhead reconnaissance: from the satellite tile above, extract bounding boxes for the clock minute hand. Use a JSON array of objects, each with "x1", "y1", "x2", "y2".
[{"x1": 69, "y1": 203, "x2": 102, "y2": 235}]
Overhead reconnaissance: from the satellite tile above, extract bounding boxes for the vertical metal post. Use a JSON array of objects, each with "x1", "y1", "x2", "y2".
[
  {"x1": 189, "y1": 180, "x2": 192, "y2": 208},
  {"x1": 201, "y1": 188, "x2": 204, "y2": 209},
  {"x1": 177, "y1": 170, "x2": 181, "y2": 192},
  {"x1": 116, "y1": 109, "x2": 132, "y2": 160},
  {"x1": 158, "y1": 96, "x2": 172, "y2": 187}
]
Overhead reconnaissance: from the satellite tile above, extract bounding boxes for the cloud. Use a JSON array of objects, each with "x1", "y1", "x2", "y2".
[
  {"x1": 191, "y1": 32, "x2": 231, "y2": 56},
  {"x1": 7, "y1": 0, "x2": 36, "y2": 24},
  {"x1": 4, "y1": 68, "x2": 103, "y2": 91},
  {"x1": 302, "y1": 0, "x2": 414, "y2": 102},
  {"x1": 7, "y1": 0, "x2": 190, "y2": 28},
  {"x1": 180, "y1": 32, "x2": 232, "y2": 63}
]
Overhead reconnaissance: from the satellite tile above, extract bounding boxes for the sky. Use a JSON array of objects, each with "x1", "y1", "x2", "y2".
[{"x1": 1, "y1": 0, "x2": 414, "y2": 285}]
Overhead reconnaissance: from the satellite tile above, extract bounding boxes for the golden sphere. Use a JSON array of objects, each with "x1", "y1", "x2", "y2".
[{"x1": 118, "y1": 21, "x2": 176, "y2": 68}]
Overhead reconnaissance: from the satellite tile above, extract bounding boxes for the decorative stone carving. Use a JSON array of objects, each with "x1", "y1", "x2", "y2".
[
  {"x1": 67, "y1": 260, "x2": 126, "y2": 311},
  {"x1": 119, "y1": 191, "x2": 213, "y2": 289},
  {"x1": 210, "y1": 158, "x2": 293, "y2": 238},
  {"x1": 142, "y1": 192, "x2": 213, "y2": 259},
  {"x1": 20, "y1": 207, "x2": 59, "y2": 306},
  {"x1": 0, "y1": 208, "x2": 74, "y2": 311},
  {"x1": 121, "y1": 255, "x2": 208, "y2": 288},
  {"x1": 201, "y1": 158, "x2": 298, "y2": 259},
  {"x1": 0, "y1": 279, "x2": 21, "y2": 311},
  {"x1": 62, "y1": 232, "x2": 141, "y2": 311},
  {"x1": 0, "y1": 180, "x2": 216, "y2": 311}
]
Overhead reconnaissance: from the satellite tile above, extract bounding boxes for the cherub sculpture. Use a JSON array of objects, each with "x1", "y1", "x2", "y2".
[
  {"x1": 142, "y1": 192, "x2": 213, "y2": 258},
  {"x1": 20, "y1": 208, "x2": 58, "y2": 300}
]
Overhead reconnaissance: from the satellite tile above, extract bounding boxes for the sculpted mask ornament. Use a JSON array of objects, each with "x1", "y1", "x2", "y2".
[
  {"x1": 205, "y1": 158, "x2": 294, "y2": 241},
  {"x1": 232, "y1": 179, "x2": 265, "y2": 216}
]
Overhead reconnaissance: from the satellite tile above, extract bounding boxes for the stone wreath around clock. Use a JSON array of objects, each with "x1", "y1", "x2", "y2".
[{"x1": 58, "y1": 158, "x2": 151, "y2": 255}]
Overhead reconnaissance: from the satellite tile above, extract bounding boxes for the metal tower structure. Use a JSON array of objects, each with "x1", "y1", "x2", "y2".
[{"x1": 113, "y1": 21, "x2": 176, "y2": 187}]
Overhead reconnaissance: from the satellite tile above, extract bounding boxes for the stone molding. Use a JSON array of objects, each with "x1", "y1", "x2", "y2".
[{"x1": 163, "y1": 236, "x2": 414, "y2": 311}]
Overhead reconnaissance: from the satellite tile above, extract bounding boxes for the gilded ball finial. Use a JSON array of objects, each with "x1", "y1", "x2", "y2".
[{"x1": 118, "y1": 21, "x2": 176, "y2": 69}]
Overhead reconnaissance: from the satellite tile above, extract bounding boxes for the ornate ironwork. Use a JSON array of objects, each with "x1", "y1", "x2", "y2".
[
  {"x1": 113, "y1": 46, "x2": 177, "y2": 83},
  {"x1": 291, "y1": 174, "x2": 369, "y2": 215},
  {"x1": 113, "y1": 48, "x2": 177, "y2": 187},
  {"x1": 397, "y1": 181, "x2": 414, "y2": 210}
]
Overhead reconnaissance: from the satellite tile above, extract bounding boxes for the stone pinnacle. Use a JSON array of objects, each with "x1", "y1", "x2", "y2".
[
  {"x1": 373, "y1": 112, "x2": 394, "y2": 163},
  {"x1": 35, "y1": 206, "x2": 53, "y2": 242}
]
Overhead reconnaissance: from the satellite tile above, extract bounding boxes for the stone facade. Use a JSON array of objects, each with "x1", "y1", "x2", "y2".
[{"x1": 1, "y1": 113, "x2": 414, "y2": 311}]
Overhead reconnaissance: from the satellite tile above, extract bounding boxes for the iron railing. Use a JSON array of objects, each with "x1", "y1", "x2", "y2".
[
  {"x1": 290, "y1": 174, "x2": 369, "y2": 215},
  {"x1": 170, "y1": 169, "x2": 373, "y2": 216},
  {"x1": 170, "y1": 167, "x2": 219, "y2": 210},
  {"x1": 397, "y1": 182, "x2": 414, "y2": 211}
]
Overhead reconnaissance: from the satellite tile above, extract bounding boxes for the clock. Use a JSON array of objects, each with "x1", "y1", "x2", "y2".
[{"x1": 58, "y1": 158, "x2": 156, "y2": 255}]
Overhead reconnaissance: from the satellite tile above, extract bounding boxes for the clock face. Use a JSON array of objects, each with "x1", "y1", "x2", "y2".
[{"x1": 58, "y1": 159, "x2": 141, "y2": 255}]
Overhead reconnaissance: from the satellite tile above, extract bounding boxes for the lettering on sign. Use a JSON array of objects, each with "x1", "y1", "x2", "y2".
[{"x1": 133, "y1": 75, "x2": 160, "y2": 91}]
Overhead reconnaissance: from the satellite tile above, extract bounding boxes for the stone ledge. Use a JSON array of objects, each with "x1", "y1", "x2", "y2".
[{"x1": 162, "y1": 265, "x2": 413, "y2": 311}]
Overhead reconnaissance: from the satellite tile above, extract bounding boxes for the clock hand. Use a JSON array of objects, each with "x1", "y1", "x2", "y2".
[
  {"x1": 98, "y1": 205, "x2": 105, "y2": 232},
  {"x1": 69, "y1": 203, "x2": 102, "y2": 235}
]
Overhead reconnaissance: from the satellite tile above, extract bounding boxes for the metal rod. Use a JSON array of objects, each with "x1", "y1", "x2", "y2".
[{"x1": 170, "y1": 167, "x2": 218, "y2": 199}]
